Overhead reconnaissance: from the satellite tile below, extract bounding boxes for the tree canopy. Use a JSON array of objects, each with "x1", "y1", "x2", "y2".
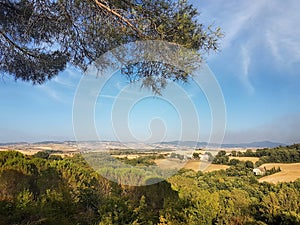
[
  {"x1": 0, "y1": 0, "x2": 222, "y2": 91},
  {"x1": 1, "y1": 150, "x2": 300, "y2": 224}
]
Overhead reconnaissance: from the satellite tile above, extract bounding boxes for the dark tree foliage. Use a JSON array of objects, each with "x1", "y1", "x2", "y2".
[
  {"x1": 229, "y1": 144, "x2": 300, "y2": 166},
  {"x1": 214, "y1": 144, "x2": 300, "y2": 166},
  {"x1": 192, "y1": 152, "x2": 200, "y2": 159},
  {"x1": 33, "y1": 151, "x2": 49, "y2": 159},
  {"x1": 0, "y1": 0, "x2": 222, "y2": 92},
  {"x1": 0, "y1": 151, "x2": 300, "y2": 224},
  {"x1": 212, "y1": 150, "x2": 229, "y2": 164},
  {"x1": 229, "y1": 158, "x2": 240, "y2": 165}
]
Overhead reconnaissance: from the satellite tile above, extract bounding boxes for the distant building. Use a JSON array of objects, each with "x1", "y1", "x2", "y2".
[{"x1": 253, "y1": 167, "x2": 266, "y2": 176}]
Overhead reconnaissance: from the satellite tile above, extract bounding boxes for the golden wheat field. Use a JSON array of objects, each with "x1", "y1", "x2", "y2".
[
  {"x1": 258, "y1": 163, "x2": 300, "y2": 184},
  {"x1": 183, "y1": 160, "x2": 230, "y2": 172},
  {"x1": 155, "y1": 159, "x2": 230, "y2": 172},
  {"x1": 229, "y1": 156, "x2": 260, "y2": 163}
]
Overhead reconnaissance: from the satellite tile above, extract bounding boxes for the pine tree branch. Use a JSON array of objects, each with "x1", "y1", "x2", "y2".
[
  {"x1": 93, "y1": 0, "x2": 146, "y2": 38},
  {"x1": 0, "y1": 31, "x2": 37, "y2": 58}
]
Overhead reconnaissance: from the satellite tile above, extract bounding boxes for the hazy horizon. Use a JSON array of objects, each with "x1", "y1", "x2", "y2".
[{"x1": 0, "y1": 139, "x2": 289, "y2": 146}]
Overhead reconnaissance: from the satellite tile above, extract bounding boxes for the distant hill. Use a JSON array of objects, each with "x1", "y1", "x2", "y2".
[
  {"x1": 34, "y1": 141, "x2": 65, "y2": 144},
  {"x1": 0, "y1": 140, "x2": 286, "y2": 149},
  {"x1": 221, "y1": 141, "x2": 286, "y2": 148},
  {"x1": 158, "y1": 141, "x2": 286, "y2": 149},
  {"x1": 0, "y1": 142, "x2": 28, "y2": 146}
]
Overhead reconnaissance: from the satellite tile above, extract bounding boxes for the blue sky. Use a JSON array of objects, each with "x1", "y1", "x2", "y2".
[{"x1": 1, "y1": 0, "x2": 300, "y2": 144}]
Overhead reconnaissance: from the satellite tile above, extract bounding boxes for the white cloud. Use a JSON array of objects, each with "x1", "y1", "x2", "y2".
[
  {"x1": 266, "y1": 31, "x2": 282, "y2": 63},
  {"x1": 224, "y1": 0, "x2": 300, "y2": 66},
  {"x1": 197, "y1": 0, "x2": 300, "y2": 91},
  {"x1": 263, "y1": 0, "x2": 300, "y2": 70},
  {"x1": 53, "y1": 66, "x2": 81, "y2": 88},
  {"x1": 198, "y1": 0, "x2": 267, "y2": 48},
  {"x1": 241, "y1": 45, "x2": 254, "y2": 94},
  {"x1": 53, "y1": 76, "x2": 75, "y2": 88},
  {"x1": 97, "y1": 94, "x2": 133, "y2": 101},
  {"x1": 38, "y1": 85, "x2": 62, "y2": 102},
  {"x1": 37, "y1": 82, "x2": 74, "y2": 104}
]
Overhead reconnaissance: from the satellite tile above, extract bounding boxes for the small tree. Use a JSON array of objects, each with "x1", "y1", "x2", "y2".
[
  {"x1": 229, "y1": 159, "x2": 240, "y2": 166},
  {"x1": 192, "y1": 152, "x2": 200, "y2": 160},
  {"x1": 33, "y1": 151, "x2": 49, "y2": 159},
  {"x1": 245, "y1": 160, "x2": 254, "y2": 169}
]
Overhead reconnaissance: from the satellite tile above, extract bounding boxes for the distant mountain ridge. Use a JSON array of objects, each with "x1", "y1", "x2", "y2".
[
  {"x1": 157, "y1": 141, "x2": 286, "y2": 148},
  {"x1": 0, "y1": 140, "x2": 286, "y2": 149},
  {"x1": 0, "y1": 142, "x2": 28, "y2": 146}
]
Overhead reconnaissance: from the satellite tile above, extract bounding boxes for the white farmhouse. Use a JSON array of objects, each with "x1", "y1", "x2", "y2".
[{"x1": 253, "y1": 167, "x2": 266, "y2": 176}]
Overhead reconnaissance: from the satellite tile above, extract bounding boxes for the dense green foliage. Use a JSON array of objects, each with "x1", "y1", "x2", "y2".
[
  {"x1": 0, "y1": 0, "x2": 222, "y2": 92},
  {"x1": 118, "y1": 155, "x2": 157, "y2": 166},
  {"x1": 0, "y1": 150, "x2": 300, "y2": 225},
  {"x1": 212, "y1": 150, "x2": 229, "y2": 165},
  {"x1": 212, "y1": 144, "x2": 300, "y2": 167},
  {"x1": 82, "y1": 152, "x2": 174, "y2": 186}
]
